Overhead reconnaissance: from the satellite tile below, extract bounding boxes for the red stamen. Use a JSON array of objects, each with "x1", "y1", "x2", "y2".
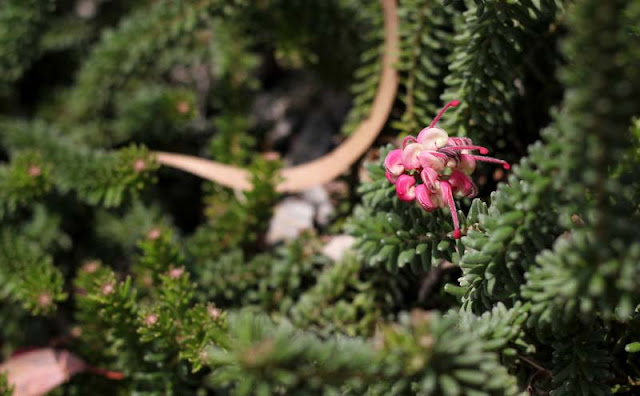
[
  {"x1": 429, "y1": 100, "x2": 461, "y2": 128},
  {"x1": 467, "y1": 155, "x2": 510, "y2": 170},
  {"x1": 448, "y1": 137, "x2": 473, "y2": 146},
  {"x1": 440, "y1": 181, "x2": 461, "y2": 239},
  {"x1": 402, "y1": 135, "x2": 417, "y2": 149},
  {"x1": 88, "y1": 366, "x2": 125, "y2": 380},
  {"x1": 442, "y1": 145, "x2": 489, "y2": 154},
  {"x1": 429, "y1": 151, "x2": 449, "y2": 159}
]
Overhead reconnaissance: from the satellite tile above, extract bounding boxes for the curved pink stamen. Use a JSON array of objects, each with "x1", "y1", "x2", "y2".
[
  {"x1": 429, "y1": 100, "x2": 460, "y2": 128},
  {"x1": 441, "y1": 145, "x2": 489, "y2": 154},
  {"x1": 402, "y1": 135, "x2": 417, "y2": 149},
  {"x1": 427, "y1": 151, "x2": 448, "y2": 159},
  {"x1": 448, "y1": 137, "x2": 473, "y2": 146},
  {"x1": 466, "y1": 155, "x2": 511, "y2": 170},
  {"x1": 440, "y1": 181, "x2": 461, "y2": 239},
  {"x1": 415, "y1": 184, "x2": 439, "y2": 212}
]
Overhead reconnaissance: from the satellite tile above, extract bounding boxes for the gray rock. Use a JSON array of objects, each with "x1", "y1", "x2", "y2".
[
  {"x1": 266, "y1": 198, "x2": 315, "y2": 244},
  {"x1": 321, "y1": 235, "x2": 356, "y2": 262}
]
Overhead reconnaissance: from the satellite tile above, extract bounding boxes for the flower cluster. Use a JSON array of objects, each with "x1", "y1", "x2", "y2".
[{"x1": 384, "y1": 100, "x2": 510, "y2": 239}]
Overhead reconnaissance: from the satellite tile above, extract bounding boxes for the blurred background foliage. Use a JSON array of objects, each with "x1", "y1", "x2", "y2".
[{"x1": 1, "y1": 0, "x2": 639, "y2": 395}]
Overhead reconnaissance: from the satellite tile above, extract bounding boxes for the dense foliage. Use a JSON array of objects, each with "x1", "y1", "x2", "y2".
[{"x1": 1, "y1": 0, "x2": 639, "y2": 395}]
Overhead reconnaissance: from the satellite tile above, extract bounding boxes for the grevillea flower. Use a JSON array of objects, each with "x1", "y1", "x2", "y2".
[
  {"x1": 383, "y1": 100, "x2": 509, "y2": 239},
  {"x1": 384, "y1": 149, "x2": 404, "y2": 183},
  {"x1": 395, "y1": 174, "x2": 417, "y2": 202}
]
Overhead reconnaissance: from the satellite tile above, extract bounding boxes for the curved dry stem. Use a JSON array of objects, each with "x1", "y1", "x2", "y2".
[{"x1": 155, "y1": 0, "x2": 399, "y2": 192}]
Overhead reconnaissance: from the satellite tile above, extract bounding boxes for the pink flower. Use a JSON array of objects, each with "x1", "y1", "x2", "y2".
[
  {"x1": 415, "y1": 184, "x2": 442, "y2": 211},
  {"x1": 383, "y1": 100, "x2": 509, "y2": 239},
  {"x1": 384, "y1": 149, "x2": 404, "y2": 183},
  {"x1": 420, "y1": 167, "x2": 440, "y2": 193},
  {"x1": 418, "y1": 151, "x2": 446, "y2": 172},
  {"x1": 441, "y1": 136, "x2": 510, "y2": 171},
  {"x1": 438, "y1": 181, "x2": 462, "y2": 239},
  {"x1": 395, "y1": 175, "x2": 417, "y2": 202},
  {"x1": 417, "y1": 127, "x2": 449, "y2": 149},
  {"x1": 448, "y1": 170, "x2": 477, "y2": 198},
  {"x1": 401, "y1": 143, "x2": 424, "y2": 170}
]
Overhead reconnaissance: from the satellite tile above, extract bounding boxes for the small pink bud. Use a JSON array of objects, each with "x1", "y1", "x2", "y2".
[
  {"x1": 101, "y1": 282, "x2": 115, "y2": 296},
  {"x1": 133, "y1": 159, "x2": 147, "y2": 173},
  {"x1": 571, "y1": 214, "x2": 585, "y2": 226},
  {"x1": 395, "y1": 175, "x2": 417, "y2": 202},
  {"x1": 262, "y1": 151, "x2": 281, "y2": 161},
  {"x1": 37, "y1": 293, "x2": 52, "y2": 308},
  {"x1": 82, "y1": 260, "x2": 100, "y2": 273},
  {"x1": 207, "y1": 305, "x2": 222, "y2": 320},
  {"x1": 144, "y1": 314, "x2": 158, "y2": 327},
  {"x1": 142, "y1": 275, "x2": 153, "y2": 287},
  {"x1": 147, "y1": 227, "x2": 161, "y2": 240},
  {"x1": 198, "y1": 349, "x2": 210, "y2": 362},
  {"x1": 71, "y1": 327, "x2": 83, "y2": 338},
  {"x1": 28, "y1": 165, "x2": 42, "y2": 177},
  {"x1": 176, "y1": 101, "x2": 190, "y2": 114},
  {"x1": 169, "y1": 267, "x2": 184, "y2": 279}
]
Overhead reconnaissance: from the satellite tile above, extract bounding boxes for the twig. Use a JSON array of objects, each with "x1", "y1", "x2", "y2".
[{"x1": 154, "y1": 0, "x2": 400, "y2": 193}]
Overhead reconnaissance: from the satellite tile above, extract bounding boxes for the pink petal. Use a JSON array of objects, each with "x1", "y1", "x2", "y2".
[
  {"x1": 401, "y1": 135, "x2": 417, "y2": 149},
  {"x1": 415, "y1": 183, "x2": 442, "y2": 211},
  {"x1": 416, "y1": 127, "x2": 449, "y2": 149},
  {"x1": 401, "y1": 143, "x2": 424, "y2": 170},
  {"x1": 384, "y1": 149, "x2": 404, "y2": 176},
  {"x1": 385, "y1": 170, "x2": 399, "y2": 184},
  {"x1": 448, "y1": 170, "x2": 478, "y2": 198},
  {"x1": 420, "y1": 167, "x2": 441, "y2": 193},
  {"x1": 457, "y1": 154, "x2": 476, "y2": 174},
  {"x1": 418, "y1": 151, "x2": 446, "y2": 172},
  {"x1": 395, "y1": 175, "x2": 417, "y2": 202}
]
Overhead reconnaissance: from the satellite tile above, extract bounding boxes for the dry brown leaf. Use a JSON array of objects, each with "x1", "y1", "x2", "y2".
[
  {"x1": 0, "y1": 348, "x2": 86, "y2": 396},
  {"x1": 155, "y1": 0, "x2": 399, "y2": 193},
  {"x1": 0, "y1": 348, "x2": 123, "y2": 396}
]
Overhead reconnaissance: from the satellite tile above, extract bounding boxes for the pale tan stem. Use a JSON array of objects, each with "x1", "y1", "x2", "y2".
[
  {"x1": 155, "y1": 151, "x2": 252, "y2": 190},
  {"x1": 155, "y1": 0, "x2": 399, "y2": 193}
]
